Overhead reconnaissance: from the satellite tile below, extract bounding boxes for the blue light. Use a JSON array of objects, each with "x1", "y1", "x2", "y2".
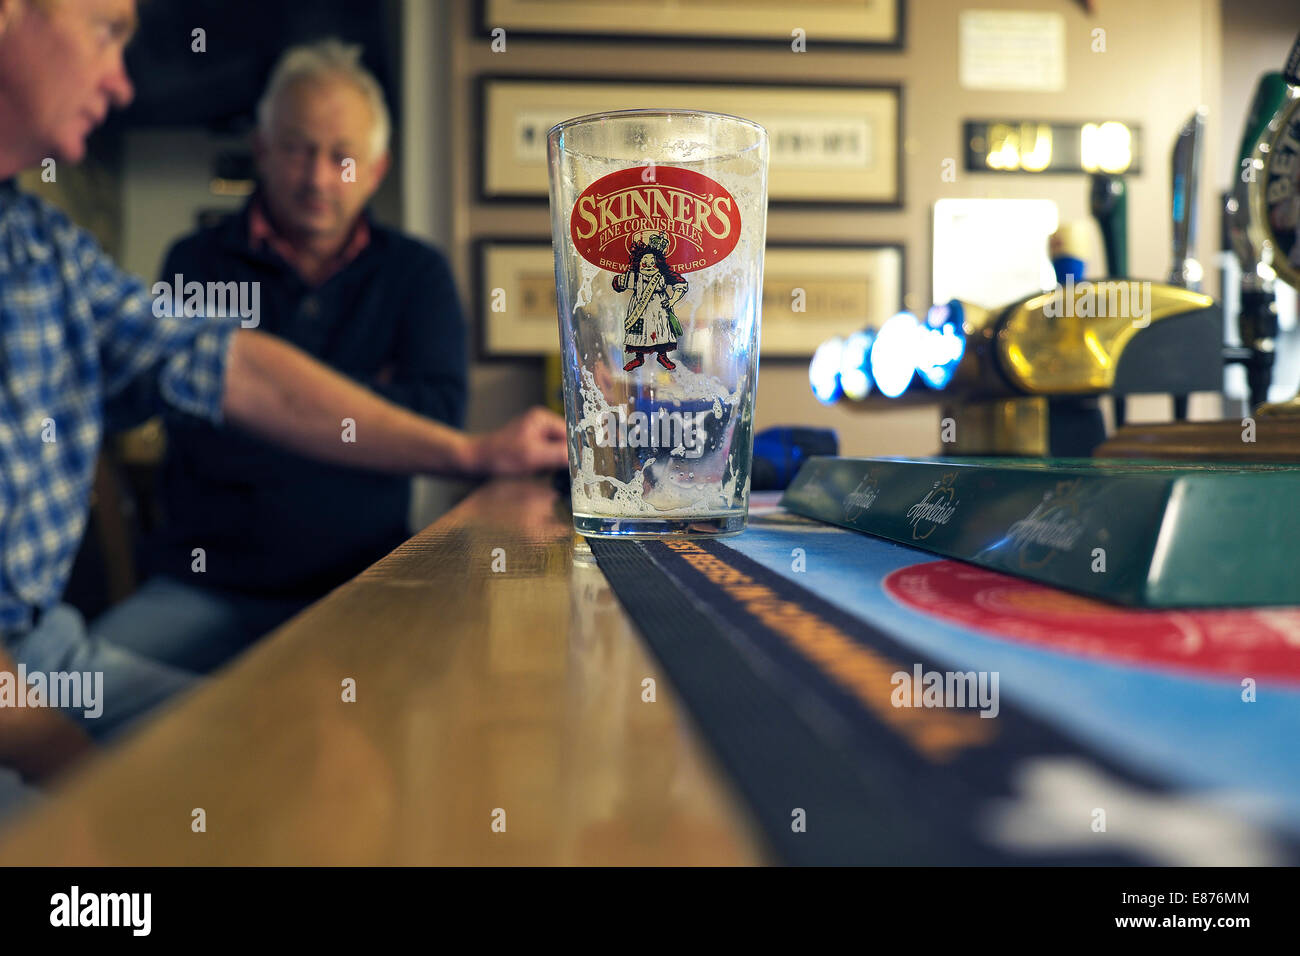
[
  {"x1": 839, "y1": 330, "x2": 875, "y2": 400},
  {"x1": 809, "y1": 337, "x2": 845, "y2": 404},
  {"x1": 917, "y1": 300, "x2": 966, "y2": 390},
  {"x1": 869, "y1": 312, "x2": 919, "y2": 398}
]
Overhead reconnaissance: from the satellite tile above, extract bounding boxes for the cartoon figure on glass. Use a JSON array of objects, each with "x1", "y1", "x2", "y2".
[{"x1": 613, "y1": 231, "x2": 687, "y2": 371}]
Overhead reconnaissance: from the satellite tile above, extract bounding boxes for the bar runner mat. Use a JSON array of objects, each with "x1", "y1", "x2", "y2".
[{"x1": 588, "y1": 536, "x2": 1300, "y2": 865}]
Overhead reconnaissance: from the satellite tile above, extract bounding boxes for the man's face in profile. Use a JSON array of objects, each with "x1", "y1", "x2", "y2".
[
  {"x1": 0, "y1": 0, "x2": 136, "y2": 167},
  {"x1": 255, "y1": 76, "x2": 389, "y2": 244}
]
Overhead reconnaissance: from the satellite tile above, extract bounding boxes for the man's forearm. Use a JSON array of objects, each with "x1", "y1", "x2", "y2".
[
  {"x1": 222, "y1": 329, "x2": 479, "y2": 476},
  {"x1": 370, "y1": 377, "x2": 467, "y2": 431}
]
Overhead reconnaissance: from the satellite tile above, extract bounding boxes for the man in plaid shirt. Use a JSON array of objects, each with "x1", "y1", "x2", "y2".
[{"x1": 0, "y1": 0, "x2": 566, "y2": 809}]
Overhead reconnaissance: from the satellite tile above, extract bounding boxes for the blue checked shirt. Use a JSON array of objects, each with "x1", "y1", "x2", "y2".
[{"x1": 0, "y1": 179, "x2": 238, "y2": 635}]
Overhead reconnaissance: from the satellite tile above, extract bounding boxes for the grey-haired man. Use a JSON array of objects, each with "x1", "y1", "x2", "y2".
[{"x1": 92, "y1": 39, "x2": 479, "y2": 673}]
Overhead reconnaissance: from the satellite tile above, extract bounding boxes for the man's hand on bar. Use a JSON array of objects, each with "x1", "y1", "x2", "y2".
[
  {"x1": 223, "y1": 330, "x2": 568, "y2": 477},
  {"x1": 0, "y1": 646, "x2": 95, "y2": 785},
  {"x1": 469, "y1": 405, "x2": 570, "y2": 476}
]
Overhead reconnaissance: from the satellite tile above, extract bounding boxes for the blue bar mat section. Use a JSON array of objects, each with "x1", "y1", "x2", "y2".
[{"x1": 587, "y1": 537, "x2": 1300, "y2": 865}]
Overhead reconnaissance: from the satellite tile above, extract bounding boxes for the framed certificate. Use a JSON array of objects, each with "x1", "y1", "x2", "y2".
[
  {"x1": 476, "y1": 239, "x2": 904, "y2": 359},
  {"x1": 477, "y1": 238, "x2": 562, "y2": 357},
  {"x1": 760, "y1": 243, "x2": 905, "y2": 357},
  {"x1": 478, "y1": 76, "x2": 902, "y2": 207},
  {"x1": 479, "y1": 0, "x2": 904, "y2": 48}
]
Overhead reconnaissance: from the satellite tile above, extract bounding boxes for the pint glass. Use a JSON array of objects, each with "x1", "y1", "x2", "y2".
[{"x1": 547, "y1": 110, "x2": 769, "y2": 537}]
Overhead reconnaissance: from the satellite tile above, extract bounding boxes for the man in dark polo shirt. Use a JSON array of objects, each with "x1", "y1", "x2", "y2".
[{"x1": 91, "y1": 39, "x2": 470, "y2": 671}]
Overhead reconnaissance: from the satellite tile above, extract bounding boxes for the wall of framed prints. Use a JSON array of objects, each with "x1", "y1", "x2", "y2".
[{"x1": 433, "y1": 0, "x2": 1221, "y2": 457}]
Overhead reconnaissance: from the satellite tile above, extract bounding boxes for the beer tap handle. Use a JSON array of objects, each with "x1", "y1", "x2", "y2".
[
  {"x1": 1090, "y1": 174, "x2": 1128, "y2": 278},
  {"x1": 1168, "y1": 109, "x2": 1205, "y2": 289}
]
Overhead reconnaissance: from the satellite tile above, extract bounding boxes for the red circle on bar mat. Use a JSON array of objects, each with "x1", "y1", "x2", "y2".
[{"x1": 883, "y1": 560, "x2": 1300, "y2": 683}]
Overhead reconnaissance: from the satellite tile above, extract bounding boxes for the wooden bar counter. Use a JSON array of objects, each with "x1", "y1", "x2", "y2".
[{"x1": 0, "y1": 479, "x2": 764, "y2": 865}]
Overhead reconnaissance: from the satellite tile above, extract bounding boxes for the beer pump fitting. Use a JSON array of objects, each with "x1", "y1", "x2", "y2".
[{"x1": 809, "y1": 282, "x2": 1221, "y2": 456}]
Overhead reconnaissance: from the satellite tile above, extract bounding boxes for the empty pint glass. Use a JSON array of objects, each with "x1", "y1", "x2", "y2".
[{"x1": 547, "y1": 110, "x2": 769, "y2": 537}]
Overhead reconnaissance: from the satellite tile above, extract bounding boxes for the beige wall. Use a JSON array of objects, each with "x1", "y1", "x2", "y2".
[
  {"x1": 1217, "y1": 0, "x2": 1298, "y2": 192},
  {"x1": 441, "y1": 0, "x2": 1224, "y2": 453}
]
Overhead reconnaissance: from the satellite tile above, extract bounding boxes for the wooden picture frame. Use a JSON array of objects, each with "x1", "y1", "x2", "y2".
[
  {"x1": 760, "y1": 242, "x2": 905, "y2": 358},
  {"x1": 478, "y1": 76, "x2": 903, "y2": 208},
  {"x1": 477, "y1": 238, "x2": 561, "y2": 358},
  {"x1": 478, "y1": 0, "x2": 904, "y2": 49}
]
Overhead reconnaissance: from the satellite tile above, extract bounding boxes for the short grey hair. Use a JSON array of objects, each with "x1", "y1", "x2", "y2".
[{"x1": 256, "y1": 39, "x2": 390, "y2": 160}]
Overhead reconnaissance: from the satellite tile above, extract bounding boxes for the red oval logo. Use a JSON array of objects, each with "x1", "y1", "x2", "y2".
[
  {"x1": 569, "y1": 165, "x2": 741, "y2": 274},
  {"x1": 883, "y1": 560, "x2": 1300, "y2": 683}
]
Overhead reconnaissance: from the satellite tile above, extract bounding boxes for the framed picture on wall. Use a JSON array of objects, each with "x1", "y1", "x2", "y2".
[
  {"x1": 478, "y1": 76, "x2": 902, "y2": 207},
  {"x1": 477, "y1": 238, "x2": 561, "y2": 357},
  {"x1": 761, "y1": 243, "x2": 905, "y2": 357},
  {"x1": 476, "y1": 238, "x2": 905, "y2": 360},
  {"x1": 478, "y1": 0, "x2": 904, "y2": 48}
]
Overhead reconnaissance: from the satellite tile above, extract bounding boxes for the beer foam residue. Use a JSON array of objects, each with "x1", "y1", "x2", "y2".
[
  {"x1": 570, "y1": 365, "x2": 746, "y2": 517},
  {"x1": 573, "y1": 260, "x2": 601, "y2": 313}
]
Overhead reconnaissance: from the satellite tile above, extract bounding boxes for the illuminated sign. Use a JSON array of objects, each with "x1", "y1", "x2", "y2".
[
  {"x1": 808, "y1": 307, "x2": 968, "y2": 404},
  {"x1": 810, "y1": 337, "x2": 845, "y2": 405},
  {"x1": 964, "y1": 120, "x2": 1142, "y2": 174},
  {"x1": 870, "y1": 312, "x2": 921, "y2": 399},
  {"x1": 917, "y1": 301, "x2": 966, "y2": 389},
  {"x1": 839, "y1": 330, "x2": 876, "y2": 401}
]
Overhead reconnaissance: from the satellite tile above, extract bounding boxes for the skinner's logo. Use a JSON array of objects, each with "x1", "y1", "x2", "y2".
[
  {"x1": 570, "y1": 165, "x2": 741, "y2": 375},
  {"x1": 570, "y1": 165, "x2": 741, "y2": 274}
]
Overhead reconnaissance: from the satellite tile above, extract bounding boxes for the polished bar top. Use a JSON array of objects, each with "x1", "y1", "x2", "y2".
[{"x1": 0, "y1": 479, "x2": 763, "y2": 865}]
